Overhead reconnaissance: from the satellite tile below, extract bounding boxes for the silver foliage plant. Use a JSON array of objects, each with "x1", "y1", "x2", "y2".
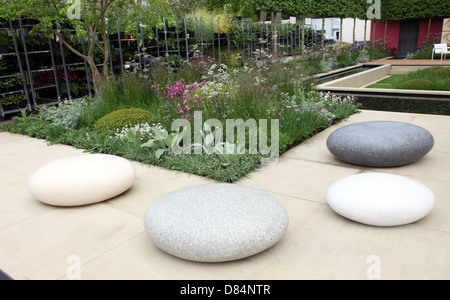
[{"x1": 38, "y1": 98, "x2": 96, "y2": 129}]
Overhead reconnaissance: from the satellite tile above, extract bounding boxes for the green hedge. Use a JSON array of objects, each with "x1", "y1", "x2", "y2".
[{"x1": 93, "y1": 108, "x2": 155, "y2": 132}]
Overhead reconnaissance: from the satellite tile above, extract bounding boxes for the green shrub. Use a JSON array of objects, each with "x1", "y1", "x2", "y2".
[
  {"x1": 410, "y1": 43, "x2": 434, "y2": 59},
  {"x1": 78, "y1": 72, "x2": 162, "y2": 129},
  {"x1": 0, "y1": 94, "x2": 25, "y2": 106},
  {"x1": 94, "y1": 108, "x2": 155, "y2": 132},
  {"x1": 336, "y1": 51, "x2": 354, "y2": 68},
  {"x1": 401, "y1": 79, "x2": 434, "y2": 90},
  {"x1": 366, "y1": 43, "x2": 391, "y2": 60},
  {"x1": 39, "y1": 98, "x2": 96, "y2": 129},
  {"x1": 435, "y1": 67, "x2": 450, "y2": 77},
  {"x1": 176, "y1": 60, "x2": 207, "y2": 83},
  {"x1": 221, "y1": 48, "x2": 242, "y2": 68},
  {"x1": 192, "y1": 83, "x2": 237, "y2": 120}
]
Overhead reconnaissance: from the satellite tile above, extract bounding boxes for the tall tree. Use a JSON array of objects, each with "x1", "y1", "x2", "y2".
[
  {"x1": 291, "y1": 0, "x2": 312, "y2": 58},
  {"x1": 366, "y1": 0, "x2": 450, "y2": 50},
  {"x1": 0, "y1": 0, "x2": 173, "y2": 96},
  {"x1": 306, "y1": 0, "x2": 343, "y2": 48},
  {"x1": 206, "y1": 0, "x2": 307, "y2": 57},
  {"x1": 347, "y1": 0, "x2": 369, "y2": 50},
  {"x1": 168, "y1": 0, "x2": 206, "y2": 19},
  {"x1": 256, "y1": 1, "x2": 308, "y2": 57},
  {"x1": 380, "y1": 0, "x2": 449, "y2": 21},
  {"x1": 329, "y1": 0, "x2": 350, "y2": 46},
  {"x1": 204, "y1": 0, "x2": 256, "y2": 18},
  {"x1": 416, "y1": 0, "x2": 450, "y2": 41}
]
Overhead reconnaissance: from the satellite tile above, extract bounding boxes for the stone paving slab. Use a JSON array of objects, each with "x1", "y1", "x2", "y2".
[
  {"x1": 0, "y1": 109, "x2": 449, "y2": 280},
  {"x1": 273, "y1": 207, "x2": 450, "y2": 280},
  {"x1": 237, "y1": 157, "x2": 361, "y2": 203}
]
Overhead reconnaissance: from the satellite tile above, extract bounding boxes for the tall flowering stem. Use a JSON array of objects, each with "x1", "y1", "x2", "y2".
[{"x1": 164, "y1": 79, "x2": 206, "y2": 121}]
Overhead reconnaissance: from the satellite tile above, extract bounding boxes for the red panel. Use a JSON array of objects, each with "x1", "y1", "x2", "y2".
[
  {"x1": 370, "y1": 18, "x2": 445, "y2": 55},
  {"x1": 417, "y1": 17, "x2": 444, "y2": 47},
  {"x1": 370, "y1": 20, "x2": 400, "y2": 56}
]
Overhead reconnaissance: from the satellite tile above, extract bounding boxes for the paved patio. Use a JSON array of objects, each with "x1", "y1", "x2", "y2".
[{"x1": 0, "y1": 109, "x2": 449, "y2": 280}]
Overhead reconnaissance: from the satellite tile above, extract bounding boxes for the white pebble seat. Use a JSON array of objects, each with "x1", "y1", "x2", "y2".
[
  {"x1": 28, "y1": 154, "x2": 136, "y2": 206},
  {"x1": 326, "y1": 173, "x2": 435, "y2": 226}
]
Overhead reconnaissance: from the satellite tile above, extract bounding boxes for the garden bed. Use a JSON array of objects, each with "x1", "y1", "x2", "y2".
[{"x1": 0, "y1": 55, "x2": 358, "y2": 182}]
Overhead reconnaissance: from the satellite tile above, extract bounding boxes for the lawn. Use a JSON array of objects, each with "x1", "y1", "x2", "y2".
[
  {"x1": 366, "y1": 75, "x2": 401, "y2": 89},
  {"x1": 366, "y1": 67, "x2": 450, "y2": 91}
]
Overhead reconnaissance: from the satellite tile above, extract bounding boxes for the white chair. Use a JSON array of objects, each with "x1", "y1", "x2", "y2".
[{"x1": 432, "y1": 43, "x2": 450, "y2": 61}]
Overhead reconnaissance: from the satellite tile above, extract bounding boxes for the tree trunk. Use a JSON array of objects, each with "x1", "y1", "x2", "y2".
[
  {"x1": 364, "y1": 19, "x2": 367, "y2": 51},
  {"x1": 99, "y1": 17, "x2": 110, "y2": 79},
  {"x1": 321, "y1": 17, "x2": 325, "y2": 48},
  {"x1": 352, "y1": 17, "x2": 356, "y2": 52},
  {"x1": 11, "y1": 0, "x2": 111, "y2": 99},
  {"x1": 86, "y1": 24, "x2": 106, "y2": 96},
  {"x1": 272, "y1": 12, "x2": 280, "y2": 58},
  {"x1": 260, "y1": 10, "x2": 267, "y2": 22},
  {"x1": 87, "y1": 57, "x2": 104, "y2": 97},
  {"x1": 384, "y1": 21, "x2": 388, "y2": 49},
  {"x1": 301, "y1": 14, "x2": 305, "y2": 58},
  {"x1": 372, "y1": 20, "x2": 376, "y2": 46},
  {"x1": 339, "y1": 17, "x2": 343, "y2": 45},
  {"x1": 427, "y1": 17, "x2": 432, "y2": 41}
]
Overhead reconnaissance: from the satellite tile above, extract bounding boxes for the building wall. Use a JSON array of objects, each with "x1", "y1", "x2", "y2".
[
  {"x1": 341, "y1": 18, "x2": 371, "y2": 43},
  {"x1": 306, "y1": 18, "x2": 371, "y2": 43},
  {"x1": 307, "y1": 18, "x2": 337, "y2": 40},
  {"x1": 370, "y1": 17, "x2": 444, "y2": 56}
]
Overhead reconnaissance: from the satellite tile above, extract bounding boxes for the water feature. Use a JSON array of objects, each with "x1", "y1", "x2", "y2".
[
  {"x1": 316, "y1": 65, "x2": 378, "y2": 84},
  {"x1": 355, "y1": 96, "x2": 450, "y2": 115}
]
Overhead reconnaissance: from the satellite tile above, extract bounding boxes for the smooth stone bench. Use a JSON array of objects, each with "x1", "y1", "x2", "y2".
[
  {"x1": 144, "y1": 183, "x2": 289, "y2": 262},
  {"x1": 326, "y1": 121, "x2": 434, "y2": 167},
  {"x1": 327, "y1": 173, "x2": 435, "y2": 226},
  {"x1": 28, "y1": 154, "x2": 136, "y2": 206}
]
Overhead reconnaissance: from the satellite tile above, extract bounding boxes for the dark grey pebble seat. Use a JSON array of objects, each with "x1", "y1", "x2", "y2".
[{"x1": 326, "y1": 121, "x2": 434, "y2": 167}]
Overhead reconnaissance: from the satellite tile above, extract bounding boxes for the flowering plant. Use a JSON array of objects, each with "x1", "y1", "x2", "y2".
[
  {"x1": 114, "y1": 122, "x2": 164, "y2": 143},
  {"x1": 164, "y1": 79, "x2": 206, "y2": 121},
  {"x1": 279, "y1": 87, "x2": 355, "y2": 128}
]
